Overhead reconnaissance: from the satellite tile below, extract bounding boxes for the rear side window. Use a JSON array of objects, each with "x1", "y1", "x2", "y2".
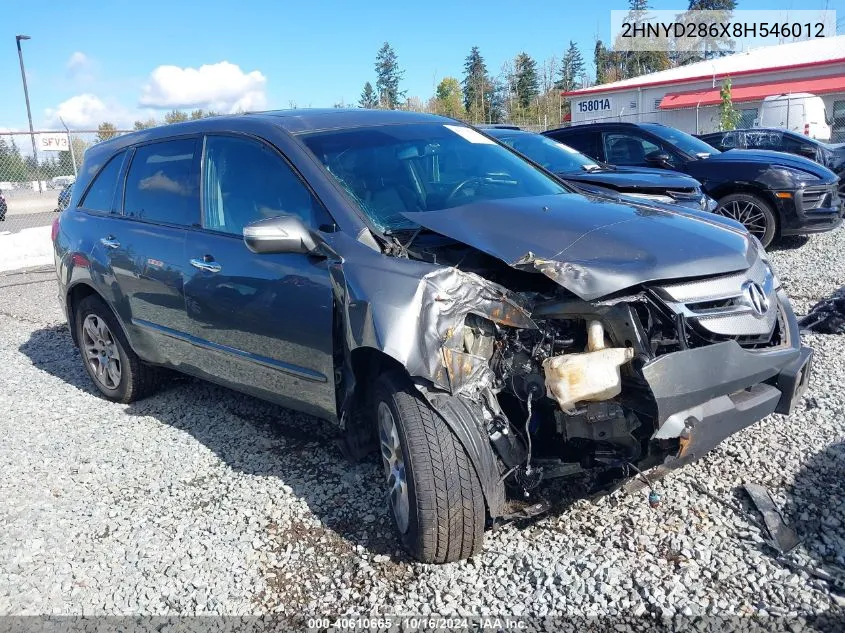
[
  {"x1": 80, "y1": 150, "x2": 126, "y2": 213},
  {"x1": 123, "y1": 139, "x2": 199, "y2": 226},
  {"x1": 554, "y1": 131, "x2": 601, "y2": 160}
]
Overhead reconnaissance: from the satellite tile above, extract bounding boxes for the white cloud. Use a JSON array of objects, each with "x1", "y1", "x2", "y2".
[
  {"x1": 44, "y1": 94, "x2": 112, "y2": 128},
  {"x1": 139, "y1": 61, "x2": 267, "y2": 113},
  {"x1": 66, "y1": 52, "x2": 89, "y2": 72}
]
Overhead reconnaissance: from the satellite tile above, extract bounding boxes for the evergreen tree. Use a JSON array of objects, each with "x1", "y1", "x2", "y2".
[
  {"x1": 513, "y1": 53, "x2": 540, "y2": 109},
  {"x1": 594, "y1": 40, "x2": 610, "y2": 85},
  {"x1": 462, "y1": 47, "x2": 489, "y2": 119},
  {"x1": 359, "y1": 81, "x2": 379, "y2": 109},
  {"x1": 557, "y1": 41, "x2": 585, "y2": 92},
  {"x1": 675, "y1": 0, "x2": 738, "y2": 63},
  {"x1": 374, "y1": 43, "x2": 405, "y2": 110}
]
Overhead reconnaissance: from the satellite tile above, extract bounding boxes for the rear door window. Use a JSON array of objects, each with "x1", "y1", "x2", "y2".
[
  {"x1": 123, "y1": 138, "x2": 200, "y2": 226},
  {"x1": 553, "y1": 130, "x2": 601, "y2": 160},
  {"x1": 80, "y1": 150, "x2": 127, "y2": 213}
]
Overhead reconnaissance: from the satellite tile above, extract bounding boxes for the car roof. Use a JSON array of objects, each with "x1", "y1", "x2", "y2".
[
  {"x1": 483, "y1": 127, "x2": 531, "y2": 136},
  {"x1": 88, "y1": 108, "x2": 459, "y2": 157},
  {"x1": 546, "y1": 121, "x2": 664, "y2": 134}
]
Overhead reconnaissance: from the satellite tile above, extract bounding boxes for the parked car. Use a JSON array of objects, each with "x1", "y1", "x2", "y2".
[
  {"x1": 56, "y1": 183, "x2": 73, "y2": 212},
  {"x1": 483, "y1": 127, "x2": 715, "y2": 211},
  {"x1": 698, "y1": 128, "x2": 845, "y2": 196},
  {"x1": 53, "y1": 110, "x2": 812, "y2": 563},
  {"x1": 757, "y1": 93, "x2": 831, "y2": 141},
  {"x1": 0, "y1": 192, "x2": 6, "y2": 221},
  {"x1": 544, "y1": 122, "x2": 842, "y2": 247}
]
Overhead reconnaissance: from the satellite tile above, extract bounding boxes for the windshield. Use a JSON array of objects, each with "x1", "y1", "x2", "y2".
[
  {"x1": 300, "y1": 122, "x2": 569, "y2": 231},
  {"x1": 492, "y1": 132, "x2": 600, "y2": 173},
  {"x1": 641, "y1": 123, "x2": 721, "y2": 158}
]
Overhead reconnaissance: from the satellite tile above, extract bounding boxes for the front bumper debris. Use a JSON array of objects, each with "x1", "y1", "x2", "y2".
[{"x1": 624, "y1": 343, "x2": 813, "y2": 492}]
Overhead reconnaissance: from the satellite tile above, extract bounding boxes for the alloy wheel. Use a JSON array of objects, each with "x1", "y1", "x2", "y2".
[
  {"x1": 378, "y1": 401, "x2": 410, "y2": 534},
  {"x1": 81, "y1": 314, "x2": 122, "y2": 390},
  {"x1": 715, "y1": 199, "x2": 769, "y2": 240}
]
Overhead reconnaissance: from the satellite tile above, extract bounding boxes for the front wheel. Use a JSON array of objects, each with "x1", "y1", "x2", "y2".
[
  {"x1": 374, "y1": 373, "x2": 485, "y2": 563},
  {"x1": 714, "y1": 192, "x2": 778, "y2": 248}
]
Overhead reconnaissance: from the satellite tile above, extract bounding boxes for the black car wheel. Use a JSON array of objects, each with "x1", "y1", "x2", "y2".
[
  {"x1": 714, "y1": 193, "x2": 778, "y2": 248},
  {"x1": 75, "y1": 295, "x2": 161, "y2": 403},
  {"x1": 373, "y1": 372, "x2": 485, "y2": 563}
]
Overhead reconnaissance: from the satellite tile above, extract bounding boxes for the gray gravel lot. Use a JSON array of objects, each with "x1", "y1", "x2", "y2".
[{"x1": 0, "y1": 230, "x2": 844, "y2": 623}]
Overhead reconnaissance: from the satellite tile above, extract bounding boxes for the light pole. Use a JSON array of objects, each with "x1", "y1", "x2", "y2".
[{"x1": 16, "y1": 34, "x2": 42, "y2": 194}]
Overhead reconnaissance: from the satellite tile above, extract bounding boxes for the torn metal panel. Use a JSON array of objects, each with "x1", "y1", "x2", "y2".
[
  {"x1": 402, "y1": 194, "x2": 757, "y2": 300},
  {"x1": 326, "y1": 234, "x2": 535, "y2": 393},
  {"x1": 744, "y1": 483, "x2": 800, "y2": 555}
]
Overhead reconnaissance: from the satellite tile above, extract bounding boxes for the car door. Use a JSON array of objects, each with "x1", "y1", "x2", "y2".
[
  {"x1": 182, "y1": 133, "x2": 336, "y2": 420},
  {"x1": 113, "y1": 137, "x2": 201, "y2": 366}
]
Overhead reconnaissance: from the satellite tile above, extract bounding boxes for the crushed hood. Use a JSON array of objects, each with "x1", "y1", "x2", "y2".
[{"x1": 403, "y1": 194, "x2": 757, "y2": 301}]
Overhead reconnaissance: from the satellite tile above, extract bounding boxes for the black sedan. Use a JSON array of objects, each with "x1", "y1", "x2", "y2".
[
  {"x1": 545, "y1": 122, "x2": 842, "y2": 247},
  {"x1": 484, "y1": 127, "x2": 714, "y2": 212},
  {"x1": 698, "y1": 128, "x2": 845, "y2": 196}
]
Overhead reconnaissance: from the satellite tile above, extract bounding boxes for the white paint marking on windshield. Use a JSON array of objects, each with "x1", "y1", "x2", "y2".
[{"x1": 444, "y1": 125, "x2": 495, "y2": 144}]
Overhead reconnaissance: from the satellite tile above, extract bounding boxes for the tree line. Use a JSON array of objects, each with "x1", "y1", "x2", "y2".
[{"x1": 358, "y1": 0, "x2": 736, "y2": 126}]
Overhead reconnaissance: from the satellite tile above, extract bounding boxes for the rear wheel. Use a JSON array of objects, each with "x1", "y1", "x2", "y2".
[
  {"x1": 373, "y1": 373, "x2": 485, "y2": 563},
  {"x1": 75, "y1": 295, "x2": 160, "y2": 403},
  {"x1": 714, "y1": 192, "x2": 778, "y2": 248}
]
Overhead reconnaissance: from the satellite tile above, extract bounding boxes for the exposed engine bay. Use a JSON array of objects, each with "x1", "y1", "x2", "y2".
[{"x1": 387, "y1": 233, "x2": 792, "y2": 512}]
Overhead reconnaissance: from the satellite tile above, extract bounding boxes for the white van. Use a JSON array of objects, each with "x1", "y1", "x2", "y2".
[{"x1": 757, "y1": 93, "x2": 831, "y2": 141}]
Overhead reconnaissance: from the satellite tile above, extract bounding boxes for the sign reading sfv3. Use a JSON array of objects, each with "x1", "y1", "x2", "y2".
[{"x1": 38, "y1": 132, "x2": 70, "y2": 152}]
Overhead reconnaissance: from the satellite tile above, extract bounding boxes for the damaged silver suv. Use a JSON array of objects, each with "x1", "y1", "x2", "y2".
[{"x1": 53, "y1": 110, "x2": 812, "y2": 563}]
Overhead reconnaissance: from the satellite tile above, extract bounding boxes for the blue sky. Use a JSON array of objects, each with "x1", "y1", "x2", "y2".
[{"x1": 2, "y1": 0, "x2": 841, "y2": 131}]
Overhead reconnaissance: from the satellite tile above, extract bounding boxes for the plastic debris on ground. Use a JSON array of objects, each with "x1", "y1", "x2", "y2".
[{"x1": 798, "y1": 286, "x2": 845, "y2": 334}]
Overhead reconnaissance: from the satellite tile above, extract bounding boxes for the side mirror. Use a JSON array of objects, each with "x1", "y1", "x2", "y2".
[
  {"x1": 645, "y1": 151, "x2": 672, "y2": 167},
  {"x1": 243, "y1": 214, "x2": 319, "y2": 255}
]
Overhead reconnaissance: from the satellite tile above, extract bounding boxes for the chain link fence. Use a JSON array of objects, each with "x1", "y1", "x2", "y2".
[{"x1": 0, "y1": 129, "x2": 132, "y2": 235}]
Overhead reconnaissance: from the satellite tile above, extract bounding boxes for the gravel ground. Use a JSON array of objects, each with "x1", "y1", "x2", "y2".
[{"x1": 0, "y1": 229, "x2": 844, "y2": 625}]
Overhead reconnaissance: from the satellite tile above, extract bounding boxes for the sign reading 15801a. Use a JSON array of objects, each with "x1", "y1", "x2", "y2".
[{"x1": 576, "y1": 98, "x2": 612, "y2": 113}]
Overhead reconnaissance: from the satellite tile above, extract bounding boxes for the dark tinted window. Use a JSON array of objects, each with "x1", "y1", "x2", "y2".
[
  {"x1": 123, "y1": 139, "x2": 199, "y2": 226},
  {"x1": 549, "y1": 130, "x2": 600, "y2": 159},
  {"x1": 603, "y1": 133, "x2": 661, "y2": 166},
  {"x1": 202, "y1": 135, "x2": 327, "y2": 235},
  {"x1": 80, "y1": 151, "x2": 126, "y2": 212},
  {"x1": 493, "y1": 132, "x2": 599, "y2": 173}
]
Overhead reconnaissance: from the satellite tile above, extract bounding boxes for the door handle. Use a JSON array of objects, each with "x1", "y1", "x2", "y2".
[
  {"x1": 100, "y1": 236, "x2": 120, "y2": 249},
  {"x1": 190, "y1": 257, "x2": 222, "y2": 273}
]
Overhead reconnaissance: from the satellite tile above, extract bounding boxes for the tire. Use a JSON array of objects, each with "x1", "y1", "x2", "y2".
[
  {"x1": 714, "y1": 192, "x2": 778, "y2": 248},
  {"x1": 374, "y1": 372, "x2": 485, "y2": 563},
  {"x1": 74, "y1": 295, "x2": 160, "y2": 403}
]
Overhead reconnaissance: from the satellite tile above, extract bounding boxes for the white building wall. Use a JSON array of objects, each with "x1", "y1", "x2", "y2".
[{"x1": 568, "y1": 63, "x2": 845, "y2": 137}]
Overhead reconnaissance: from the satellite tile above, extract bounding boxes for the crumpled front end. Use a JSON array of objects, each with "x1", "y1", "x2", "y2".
[{"x1": 333, "y1": 218, "x2": 811, "y2": 518}]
